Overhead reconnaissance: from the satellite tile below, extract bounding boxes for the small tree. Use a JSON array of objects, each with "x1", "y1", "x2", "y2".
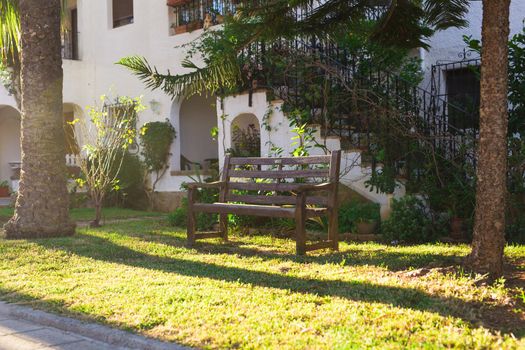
[
  {"x1": 139, "y1": 119, "x2": 176, "y2": 208},
  {"x1": 74, "y1": 95, "x2": 144, "y2": 227}
]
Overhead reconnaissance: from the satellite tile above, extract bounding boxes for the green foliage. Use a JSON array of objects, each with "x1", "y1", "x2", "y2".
[
  {"x1": 339, "y1": 200, "x2": 380, "y2": 233},
  {"x1": 140, "y1": 120, "x2": 176, "y2": 174},
  {"x1": 119, "y1": 1, "x2": 465, "y2": 99},
  {"x1": 75, "y1": 95, "x2": 146, "y2": 224},
  {"x1": 381, "y1": 196, "x2": 446, "y2": 243},
  {"x1": 106, "y1": 152, "x2": 148, "y2": 210},
  {"x1": 0, "y1": 0, "x2": 20, "y2": 65},
  {"x1": 365, "y1": 166, "x2": 397, "y2": 194},
  {"x1": 227, "y1": 123, "x2": 260, "y2": 157},
  {"x1": 168, "y1": 183, "x2": 218, "y2": 231},
  {"x1": 139, "y1": 119, "x2": 176, "y2": 195}
]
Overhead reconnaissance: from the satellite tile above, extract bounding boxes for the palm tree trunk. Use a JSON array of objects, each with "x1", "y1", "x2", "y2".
[
  {"x1": 466, "y1": 0, "x2": 511, "y2": 277},
  {"x1": 4, "y1": 0, "x2": 75, "y2": 238}
]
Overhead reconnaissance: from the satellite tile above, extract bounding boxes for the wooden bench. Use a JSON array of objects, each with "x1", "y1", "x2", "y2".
[{"x1": 186, "y1": 151, "x2": 341, "y2": 255}]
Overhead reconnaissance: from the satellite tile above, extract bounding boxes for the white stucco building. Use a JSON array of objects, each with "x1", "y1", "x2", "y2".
[{"x1": 0, "y1": 0, "x2": 523, "y2": 210}]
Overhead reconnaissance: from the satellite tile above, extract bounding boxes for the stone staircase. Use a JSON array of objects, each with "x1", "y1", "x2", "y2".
[{"x1": 221, "y1": 92, "x2": 404, "y2": 213}]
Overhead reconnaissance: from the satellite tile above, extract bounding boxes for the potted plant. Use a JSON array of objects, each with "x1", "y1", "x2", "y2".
[
  {"x1": 339, "y1": 200, "x2": 380, "y2": 235},
  {"x1": 173, "y1": 20, "x2": 202, "y2": 34},
  {"x1": 354, "y1": 202, "x2": 381, "y2": 234},
  {"x1": 0, "y1": 181, "x2": 10, "y2": 198},
  {"x1": 446, "y1": 177, "x2": 475, "y2": 240},
  {"x1": 166, "y1": 0, "x2": 190, "y2": 7}
]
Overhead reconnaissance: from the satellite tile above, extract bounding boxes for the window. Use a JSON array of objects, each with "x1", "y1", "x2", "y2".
[
  {"x1": 62, "y1": 8, "x2": 79, "y2": 60},
  {"x1": 446, "y1": 67, "x2": 480, "y2": 130},
  {"x1": 112, "y1": 0, "x2": 134, "y2": 28}
]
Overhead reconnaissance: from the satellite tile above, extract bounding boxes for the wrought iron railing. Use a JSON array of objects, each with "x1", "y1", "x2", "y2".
[
  {"x1": 167, "y1": 0, "x2": 478, "y2": 177},
  {"x1": 238, "y1": 34, "x2": 479, "y2": 178},
  {"x1": 167, "y1": 0, "x2": 389, "y2": 33},
  {"x1": 61, "y1": 30, "x2": 79, "y2": 60}
]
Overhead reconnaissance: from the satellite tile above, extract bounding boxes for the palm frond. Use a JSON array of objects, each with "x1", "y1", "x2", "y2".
[
  {"x1": 0, "y1": 0, "x2": 70, "y2": 65},
  {"x1": 423, "y1": 0, "x2": 469, "y2": 30},
  {"x1": 0, "y1": 0, "x2": 20, "y2": 65},
  {"x1": 117, "y1": 55, "x2": 242, "y2": 99}
]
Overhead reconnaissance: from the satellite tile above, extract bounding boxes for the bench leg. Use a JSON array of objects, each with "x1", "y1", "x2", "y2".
[
  {"x1": 187, "y1": 211, "x2": 196, "y2": 246},
  {"x1": 295, "y1": 194, "x2": 307, "y2": 255},
  {"x1": 187, "y1": 189, "x2": 196, "y2": 246},
  {"x1": 328, "y1": 210, "x2": 339, "y2": 251},
  {"x1": 219, "y1": 214, "x2": 228, "y2": 242}
]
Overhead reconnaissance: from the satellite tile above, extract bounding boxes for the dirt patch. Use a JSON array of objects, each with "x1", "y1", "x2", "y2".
[{"x1": 397, "y1": 260, "x2": 525, "y2": 336}]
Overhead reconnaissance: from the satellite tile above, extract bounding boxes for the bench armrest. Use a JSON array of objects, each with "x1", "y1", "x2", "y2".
[
  {"x1": 294, "y1": 182, "x2": 334, "y2": 193},
  {"x1": 186, "y1": 181, "x2": 225, "y2": 190}
]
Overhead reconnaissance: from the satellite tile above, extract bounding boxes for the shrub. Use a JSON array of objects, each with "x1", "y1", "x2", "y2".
[
  {"x1": 339, "y1": 200, "x2": 380, "y2": 233},
  {"x1": 140, "y1": 120, "x2": 176, "y2": 195},
  {"x1": 167, "y1": 201, "x2": 188, "y2": 227},
  {"x1": 168, "y1": 184, "x2": 218, "y2": 230},
  {"x1": 381, "y1": 196, "x2": 443, "y2": 243},
  {"x1": 105, "y1": 152, "x2": 148, "y2": 210}
]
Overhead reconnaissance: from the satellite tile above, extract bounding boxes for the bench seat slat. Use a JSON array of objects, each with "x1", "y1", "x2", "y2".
[
  {"x1": 193, "y1": 203, "x2": 328, "y2": 218},
  {"x1": 227, "y1": 194, "x2": 328, "y2": 206},
  {"x1": 230, "y1": 156, "x2": 331, "y2": 166},
  {"x1": 228, "y1": 182, "x2": 327, "y2": 192},
  {"x1": 230, "y1": 169, "x2": 329, "y2": 179},
  {"x1": 193, "y1": 203, "x2": 295, "y2": 218}
]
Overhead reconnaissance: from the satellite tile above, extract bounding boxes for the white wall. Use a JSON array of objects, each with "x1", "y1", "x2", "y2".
[
  {"x1": 2, "y1": 1, "x2": 523, "y2": 194},
  {"x1": 179, "y1": 94, "x2": 218, "y2": 167},
  {"x1": 59, "y1": 0, "x2": 217, "y2": 192},
  {"x1": 0, "y1": 106, "x2": 21, "y2": 184},
  {"x1": 421, "y1": 1, "x2": 525, "y2": 91}
]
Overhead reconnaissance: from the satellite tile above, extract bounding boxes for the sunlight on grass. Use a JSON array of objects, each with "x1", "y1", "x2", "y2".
[
  {"x1": 0, "y1": 220, "x2": 523, "y2": 349},
  {"x1": 0, "y1": 207, "x2": 164, "y2": 223}
]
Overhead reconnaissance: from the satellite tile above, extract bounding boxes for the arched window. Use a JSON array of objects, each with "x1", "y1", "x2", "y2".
[{"x1": 230, "y1": 114, "x2": 260, "y2": 157}]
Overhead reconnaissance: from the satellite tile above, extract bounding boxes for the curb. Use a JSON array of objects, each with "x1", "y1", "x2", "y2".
[{"x1": 0, "y1": 302, "x2": 190, "y2": 350}]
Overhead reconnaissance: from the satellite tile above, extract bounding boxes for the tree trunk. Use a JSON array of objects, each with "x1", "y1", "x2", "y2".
[
  {"x1": 90, "y1": 201, "x2": 102, "y2": 228},
  {"x1": 466, "y1": 0, "x2": 511, "y2": 277},
  {"x1": 4, "y1": 0, "x2": 75, "y2": 238}
]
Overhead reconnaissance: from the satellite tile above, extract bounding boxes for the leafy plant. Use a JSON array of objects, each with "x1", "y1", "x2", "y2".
[
  {"x1": 73, "y1": 95, "x2": 145, "y2": 227},
  {"x1": 228, "y1": 123, "x2": 260, "y2": 157},
  {"x1": 381, "y1": 196, "x2": 445, "y2": 243},
  {"x1": 339, "y1": 200, "x2": 380, "y2": 233},
  {"x1": 106, "y1": 152, "x2": 148, "y2": 210},
  {"x1": 140, "y1": 119, "x2": 177, "y2": 207}
]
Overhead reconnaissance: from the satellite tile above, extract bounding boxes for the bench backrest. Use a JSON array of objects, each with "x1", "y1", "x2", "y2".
[{"x1": 220, "y1": 151, "x2": 341, "y2": 208}]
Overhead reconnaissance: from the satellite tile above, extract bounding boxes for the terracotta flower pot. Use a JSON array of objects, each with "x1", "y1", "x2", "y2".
[
  {"x1": 356, "y1": 221, "x2": 377, "y2": 235},
  {"x1": 174, "y1": 21, "x2": 202, "y2": 34},
  {"x1": 0, "y1": 186, "x2": 9, "y2": 198},
  {"x1": 167, "y1": 0, "x2": 190, "y2": 7},
  {"x1": 450, "y1": 217, "x2": 464, "y2": 239}
]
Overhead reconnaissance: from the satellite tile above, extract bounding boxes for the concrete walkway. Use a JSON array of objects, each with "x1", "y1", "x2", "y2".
[{"x1": 0, "y1": 302, "x2": 188, "y2": 350}]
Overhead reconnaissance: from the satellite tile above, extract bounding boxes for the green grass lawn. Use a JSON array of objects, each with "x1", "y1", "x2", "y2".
[
  {"x1": 0, "y1": 207, "x2": 165, "y2": 223},
  {"x1": 0, "y1": 220, "x2": 523, "y2": 349}
]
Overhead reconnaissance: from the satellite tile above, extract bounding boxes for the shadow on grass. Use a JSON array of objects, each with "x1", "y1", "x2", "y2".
[
  {"x1": 115, "y1": 225, "x2": 464, "y2": 271},
  {"x1": 30, "y1": 232, "x2": 524, "y2": 336}
]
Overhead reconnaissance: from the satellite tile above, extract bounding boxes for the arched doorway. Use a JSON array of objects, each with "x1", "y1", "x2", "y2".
[
  {"x1": 178, "y1": 95, "x2": 218, "y2": 171},
  {"x1": 0, "y1": 105, "x2": 21, "y2": 195},
  {"x1": 229, "y1": 113, "x2": 261, "y2": 157}
]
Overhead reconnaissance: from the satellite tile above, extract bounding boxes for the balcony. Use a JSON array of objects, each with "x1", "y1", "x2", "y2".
[{"x1": 168, "y1": 0, "x2": 236, "y2": 35}]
